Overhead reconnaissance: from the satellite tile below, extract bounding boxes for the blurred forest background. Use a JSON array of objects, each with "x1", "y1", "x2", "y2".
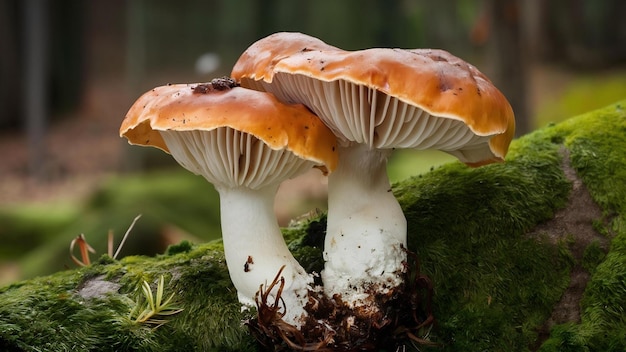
[{"x1": 1, "y1": 0, "x2": 626, "y2": 284}]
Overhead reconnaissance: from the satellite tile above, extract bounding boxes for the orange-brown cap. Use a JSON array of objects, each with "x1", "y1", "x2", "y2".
[
  {"x1": 234, "y1": 43, "x2": 515, "y2": 166},
  {"x1": 231, "y1": 32, "x2": 340, "y2": 87},
  {"x1": 120, "y1": 78, "x2": 338, "y2": 185}
]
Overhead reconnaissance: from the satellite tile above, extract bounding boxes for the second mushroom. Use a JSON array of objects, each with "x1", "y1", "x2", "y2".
[
  {"x1": 120, "y1": 78, "x2": 338, "y2": 326},
  {"x1": 232, "y1": 33, "x2": 516, "y2": 316}
]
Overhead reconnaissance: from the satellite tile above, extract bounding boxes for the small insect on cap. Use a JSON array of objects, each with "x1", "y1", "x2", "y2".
[{"x1": 120, "y1": 77, "x2": 338, "y2": 189}]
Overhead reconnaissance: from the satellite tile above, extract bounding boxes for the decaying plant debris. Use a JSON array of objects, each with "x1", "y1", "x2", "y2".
[{"x1": 247, "y1": 249, "x2": 438, "y2": 351}]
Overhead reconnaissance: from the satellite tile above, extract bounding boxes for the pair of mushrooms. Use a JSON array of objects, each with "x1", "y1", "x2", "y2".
[{"x1": 120, "y1": 32, "x2": 515, "y2": 327}]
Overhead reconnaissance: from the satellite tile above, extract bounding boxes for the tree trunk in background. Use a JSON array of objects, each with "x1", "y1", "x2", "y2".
[
  {"x1": 420, "y1": 0, "x2": 466, "y2": 51},
  {"x1": 485, "y1": 0, "x2": 530, "y2": 136},
  {"x1": 121, "y1": 0, "x2": 148, "y2": 172},
  {"x1": 543, "y1": 0, "x2": 626, "y2": 67},
  {"x1": 374, "y1": 0, "x2": 407, "y2": 47},
  {"x1": 0, "y1": 0, "x2": 19, "y2": 129},
  {"x1": 255, "y1": 0, "x2": 278, "y2": 37},
  {"x1": 519, "y1": 0, "x2": 546, "y2": 61},
  {"x1": 23, "y1": 0, "x2": 49, "y2": 180}
]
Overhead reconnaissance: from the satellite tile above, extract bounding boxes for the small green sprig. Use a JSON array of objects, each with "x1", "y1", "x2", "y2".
[{"x1": 131, "y1": 275, "x2": 183, "y2": 328}]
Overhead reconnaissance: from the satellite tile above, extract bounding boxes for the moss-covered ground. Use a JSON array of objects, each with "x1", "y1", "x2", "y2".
[{"x1": 1, "y1": 100, "x2": 625, "y2": 351}]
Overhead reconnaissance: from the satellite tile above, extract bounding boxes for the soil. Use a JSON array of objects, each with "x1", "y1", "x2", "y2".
[{"x1": 526, "y1": 147, "x2": 612, "y2": 349}]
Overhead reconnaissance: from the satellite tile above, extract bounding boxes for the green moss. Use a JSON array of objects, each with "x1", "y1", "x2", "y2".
[
  {"x1": 2, "y1": 100, "x2": 626, "y2": 351},
  {"x1": 535, "y1": 101, "x2": 626, "y2": 351},
  {"x1": 390, "y1": 116, "x2": 575, "y2": 350},
  {"x1": 284, "y1": 215, "x2": 327, "y2": 276},
  {"x1": 537, "y1": 323, "x2": 588, "y2": 352},
  {"x1": 582, "y1": 241, "x2": 607, "y2": 273},
  {"x1": 393, "y1": 100, "x2": 626, "y2": 350},
  {"x1": 592, "y1": 218, "x2": 610, "y2": 238},
  {"x1": 0, "y1": 242, "x2": 256, "y2": 351},
  {"x1": 164, "y1": 240, "x2": 194, "y2": 256}
]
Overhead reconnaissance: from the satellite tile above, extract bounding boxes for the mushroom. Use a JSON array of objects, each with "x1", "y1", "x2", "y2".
[
  {"x1": 232, "y1": 32, "x2": 340, "y2": 93},
  {"x1": 232, "y1": 36, "x2": 515, "y2": 311},
  {"x1": 119, "y1": 78, "x2": 338, "y2": 325}
]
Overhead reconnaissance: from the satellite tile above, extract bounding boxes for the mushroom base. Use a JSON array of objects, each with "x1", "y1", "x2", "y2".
[
  {"x1": 246, "y1": 250, "x2": 436, "y2": 351},
  {"x1": 321, "y1": 242, "x2": 407, "y2": 312}
]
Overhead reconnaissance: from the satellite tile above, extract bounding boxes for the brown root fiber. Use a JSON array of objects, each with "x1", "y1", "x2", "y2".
[
  {"x1": 245, "y1": 266, "x2": 334, "y2": 351},
  {"x1": 246, "y1": 250, "x2": 437, "y2": 351}
]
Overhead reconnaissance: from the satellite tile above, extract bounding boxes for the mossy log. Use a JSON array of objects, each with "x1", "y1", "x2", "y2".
[{"x1": 2, "y1": 101, "x2": 626, "y2": 351}]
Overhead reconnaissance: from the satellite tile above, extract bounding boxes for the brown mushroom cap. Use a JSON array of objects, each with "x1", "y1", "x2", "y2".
[
  {"x1": 231, "y1": 32, "x2": 340, "y2": 87},
  {"x1": 120, "y1": 79, "x2": 338, "y2": 186},
  {"x1": 233, "y1": 45, "x2": 515, "y2": 166}
]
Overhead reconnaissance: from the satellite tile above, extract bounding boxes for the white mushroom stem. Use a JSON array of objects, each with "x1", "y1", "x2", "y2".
[
  {"x1": 160, "y1": 127, "x2": 324, "y2": 327},
  {"x1": 217, "y1": 184, "x2": 313, "y2": 326},
  {"x1": 322, "y1": 143, "x2": 407, "y2": 307}
]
